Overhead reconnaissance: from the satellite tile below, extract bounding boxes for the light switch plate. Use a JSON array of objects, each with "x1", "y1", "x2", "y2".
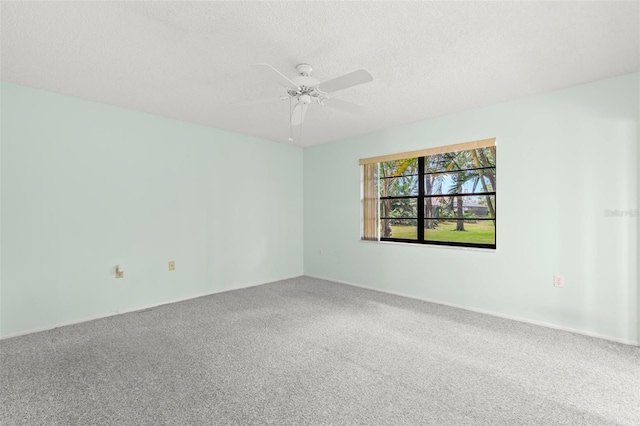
[{"x1": 169, "y1": 261, "x2": 176, "y2": 271}]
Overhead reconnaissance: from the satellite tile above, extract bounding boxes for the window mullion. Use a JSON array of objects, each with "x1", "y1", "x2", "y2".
[{"x1": 417, "y1": 157, "x2": 425, "y2": 241}]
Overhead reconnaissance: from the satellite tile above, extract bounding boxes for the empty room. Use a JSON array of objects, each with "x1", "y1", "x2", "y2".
[{"x1": 1, "y1": 1, "x2": 639, "y2": 425}]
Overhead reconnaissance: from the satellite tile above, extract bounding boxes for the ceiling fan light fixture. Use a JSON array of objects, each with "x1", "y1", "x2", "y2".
[{"x1": 299, "y1": 94, "x2": 312, "y2": 105}]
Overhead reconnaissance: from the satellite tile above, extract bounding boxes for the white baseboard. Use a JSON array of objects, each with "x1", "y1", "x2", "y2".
[
  {"x1": 1, "y1": 275, "x2": 302, "y2": 340},
  {"x1": 305, "y1": 274, "x2": 640, "y2": 347}
]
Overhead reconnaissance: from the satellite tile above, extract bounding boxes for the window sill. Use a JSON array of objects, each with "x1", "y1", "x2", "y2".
[{"x1": 359, "y1": 239, "x2": 497, "y2": 252}]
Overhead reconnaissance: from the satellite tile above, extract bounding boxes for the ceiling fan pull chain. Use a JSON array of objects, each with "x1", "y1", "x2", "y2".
[
  {"x1": 298, "y1": 107, "x2": 303, "y2": 144},
  {"x1": 288, "y1": 97, "x2": 294, "y2": 142}
]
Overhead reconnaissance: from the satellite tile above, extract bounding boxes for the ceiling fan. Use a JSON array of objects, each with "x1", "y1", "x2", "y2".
[{"x1": 236, "y1": 63, "x2": 374, "y2": 129}]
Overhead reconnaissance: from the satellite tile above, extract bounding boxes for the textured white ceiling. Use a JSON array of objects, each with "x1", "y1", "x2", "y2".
[{"x1": 2, "y1": 1, "x2": 639, "y2": 147}]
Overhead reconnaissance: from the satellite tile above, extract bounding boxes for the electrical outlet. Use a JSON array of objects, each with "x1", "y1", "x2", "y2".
[
  {"x1": 554, "y1": 275, "x2": 564, "y2": 288},
  {"x1": 169, "y1": 261, "x2": 176, "y2": 271}
]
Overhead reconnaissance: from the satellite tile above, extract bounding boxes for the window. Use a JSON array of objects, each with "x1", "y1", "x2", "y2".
[{"x1": 360, "y1": 138, "x2": 496, "y2": 249}]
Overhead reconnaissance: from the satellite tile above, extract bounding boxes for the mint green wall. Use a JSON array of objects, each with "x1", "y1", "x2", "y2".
[
  {"x1": 2, "y1": 75, "x2": 638, "y2": 342},
  {"x1": 304, "y1": 73, "x2": 639, "y2": 343},
  {"x1": 1, "y1": 82, "x2": 303, "y2": 337}
]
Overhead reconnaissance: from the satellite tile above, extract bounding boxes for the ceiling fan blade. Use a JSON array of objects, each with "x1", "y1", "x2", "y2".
[
  {"x1": 251, "y1": 64, "x2": 300, "y2": 90},
  {"x1": 231, "y1": 97, "x2": 287, "y2": 107},
  {"x1": 321, "y1": 98, "x2": 367, "y2": 114},
  {"x1": 317, "y1": 69, "x2": 373, "y2": 93},
  {"x1": 291, "y1": 102, "x2": 308, "y2": 126}
]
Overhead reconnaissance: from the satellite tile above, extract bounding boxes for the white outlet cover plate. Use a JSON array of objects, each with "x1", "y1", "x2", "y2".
[{"x1": 554, "y1": 275, "x2": 564, "y2": 287}]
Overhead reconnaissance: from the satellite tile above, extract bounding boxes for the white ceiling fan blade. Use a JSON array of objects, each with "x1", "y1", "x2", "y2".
[
  {"x1": 322, "y1": 98, "x2": 367, "y2": 114},
  {"x1": 317, "y1": 69, "x2": 373, "y2": 93},
  {"x1": 291, "y1": 102, "x2": 308, "y2": 126},
  {"x1": 251, "y1": 64, "x2": 300, "y2": 90},
  {"x1": 231, "y1": 97, "x2": 287, "y2": 107}
]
